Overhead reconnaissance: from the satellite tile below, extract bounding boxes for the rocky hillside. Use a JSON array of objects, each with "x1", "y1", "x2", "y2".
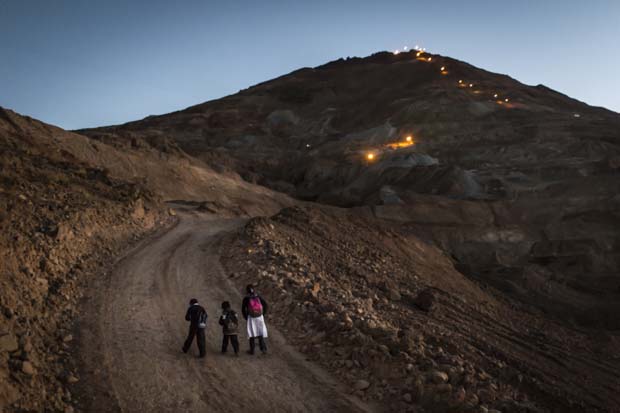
[
  {"x1": 0, "y1": 107, "x2": 292, "y2": 412},
  {"x1": 0, "y1": 108, "x2": 171, "y2": 411},
  {"x1": 223, "y1": 206, "x2": 620, "y2": 412},
  {"x1": 82, "y1": 49, "x2": 620, "y2": 329}
]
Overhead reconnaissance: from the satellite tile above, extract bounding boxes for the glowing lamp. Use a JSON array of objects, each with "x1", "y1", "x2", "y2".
[
  {"x1": 493, "y1": 94, "x2": 498, "y2": 98},
  {"x1": 469, "y1": 83, "x2": 474, "y2": 88},
  {"x1": 459, "y1": 80, "x2": 463, "y2": 84},
  {"x1": 428, "y1": 57, "x2": 432, "y2": 62},
  {"x1": 393, "y1": 50, "x2": 400, "y2": 55},
  {"x1": 406, "y1": 136, "x2": 412, "y2": 142},
  {"x1": 505, "y1": 98, "x2": 509, "y2": 102},
  {"x1": 367, "y1": 153, "x2": 375, "y2": 161},
  {"x1": 440, "y1": 66, "x2": 445, "y2": 71}
]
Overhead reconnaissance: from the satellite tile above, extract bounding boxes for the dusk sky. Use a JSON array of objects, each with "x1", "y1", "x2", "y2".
[{"x1": 1, "y1": 0, "x2": 619, "y2": 129}]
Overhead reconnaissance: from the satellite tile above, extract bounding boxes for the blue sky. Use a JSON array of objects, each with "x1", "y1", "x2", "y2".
[{"x1": 1, "y1": 0, "x2": 619, "y2": 129}]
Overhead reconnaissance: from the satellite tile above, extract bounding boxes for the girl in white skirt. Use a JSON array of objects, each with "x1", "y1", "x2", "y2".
[{"x1": 241, "y1": 284, "x2": 268, "y2": 355}]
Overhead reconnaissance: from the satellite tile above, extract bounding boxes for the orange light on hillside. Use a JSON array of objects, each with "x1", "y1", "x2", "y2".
[
  {"x1": 505, "y1": 98, "x2": 510, "y2": 102},
  {"x1": 393, "y1": 50, "x2": 400, "y2": 55},
  {"x1": 469, "y1": 83, "x2": 474, "y2": 88},
  {"x1": 387, "y1": 136, "x2": 415, "y2": 149},
  {"x1": 493, "y1": 94, "x2": 498, "y2": 98},
  {"x1": 427, "y1": 57, "x2": 432, "y2": 62},
  {"x1": 458, "y1": 80, "x2": 463, "y2": 84},
  {"x1": 440, "y1": 66, "x2": 445, "y2": 71},
  {"x1": 367, "y1": 153, "x2": 375, "y2": 161},
  {"x1": 416, "y1": 51, "x2": 422, "y2": 57}
]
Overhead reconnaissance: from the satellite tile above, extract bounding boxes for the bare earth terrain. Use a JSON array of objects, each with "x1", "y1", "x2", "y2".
[
  {"x1": 3, "y1": 47, "x2": 620, "y2": 412},
  {"x1": 75, "y1": 205, "x2": 373, "y2": 413}
]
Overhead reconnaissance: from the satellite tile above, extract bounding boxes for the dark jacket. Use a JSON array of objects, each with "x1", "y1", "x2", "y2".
[
  {"x1": 185, "y1": 304, "x2": 207, "y2": 327},
  {"x1": 218, "y1": 309, "x2": 239, "y2": 335},
  {"x1": 241, "y1": 294, "x2": 268, "y2": 320}
]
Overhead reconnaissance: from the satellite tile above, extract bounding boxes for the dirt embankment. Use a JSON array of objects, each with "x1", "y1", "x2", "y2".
[
  {"x1": 222, "y1": 206, "x2": 620, "y2": 413},
  {"x1": 0, "y1": 111, "x2": 172, "y2": 412},
  {"x1": 0, "y1": 105, "x2": 294, "y2": 412}
]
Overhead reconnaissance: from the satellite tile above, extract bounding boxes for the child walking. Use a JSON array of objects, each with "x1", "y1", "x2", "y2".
[{"x1": 218, "y1": 301, "x2": 240, "y2": 356}]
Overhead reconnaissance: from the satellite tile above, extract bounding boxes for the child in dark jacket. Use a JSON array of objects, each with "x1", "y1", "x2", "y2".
[{"x1": 218, "y1": 301, "x2": 239, "y2": 355}]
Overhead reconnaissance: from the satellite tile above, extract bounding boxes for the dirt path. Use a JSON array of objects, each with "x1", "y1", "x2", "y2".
[{"x1": 75, "y1": 207, "x2": 374, "y2": 413}]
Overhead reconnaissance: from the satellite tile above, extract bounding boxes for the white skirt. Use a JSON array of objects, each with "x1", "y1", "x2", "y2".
[{"x1": 247, "y1": 315, "x2": 268, "y2": 338}]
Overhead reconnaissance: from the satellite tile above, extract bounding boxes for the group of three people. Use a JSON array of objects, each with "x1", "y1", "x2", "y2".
[{"x1": 182, "y1": 284, "x2": 268, "y2": 358}]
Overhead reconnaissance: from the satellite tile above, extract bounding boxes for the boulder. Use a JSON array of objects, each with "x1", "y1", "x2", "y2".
[
  {"x1": 21, "y1": 361, "x2": 35, "y2": 375},
  {"x1": 354, "y1": 379, "x2": 371, "y2": 391},
  {"x1": 0, "y1": 333, "x2": 19, "y2": 353},
  {"x1": 429, "y1": 370, "x2": 449, "y2": 384},
  {"x1": 415, "y1": 288, "x2": 436, "y2": 312}
]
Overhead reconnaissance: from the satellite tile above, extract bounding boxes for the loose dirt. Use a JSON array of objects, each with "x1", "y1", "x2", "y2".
[{"x1": 75, "y1": 205, "x2": 374, "y2": 413}]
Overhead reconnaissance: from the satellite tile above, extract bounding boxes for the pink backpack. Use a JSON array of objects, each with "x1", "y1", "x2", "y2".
[{"x1": 248, "y1": 296, "x2": 263, "y2": 317}]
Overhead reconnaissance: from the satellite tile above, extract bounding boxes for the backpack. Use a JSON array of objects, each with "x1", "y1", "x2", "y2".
[
  {"x1": 198, "y1": 309, "x2": 208, "y2": 329},
  {"x1": 223, "y1": 311, "x2": 239, "y2": 333},
  {"x1": 248, "y1": 296, "x2": 263, "y2": 317}
]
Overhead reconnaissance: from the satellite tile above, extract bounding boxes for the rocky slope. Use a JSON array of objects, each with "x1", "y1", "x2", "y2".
[
  {"x1": 223, "y1": 206, "x2": 620, "y2": 412},
  {"x1": 81, "y1": 49, "x2": 620, "y2": 330},
  {"x1": 0, "y1": 107, "x2": 292, "y2": 412}
]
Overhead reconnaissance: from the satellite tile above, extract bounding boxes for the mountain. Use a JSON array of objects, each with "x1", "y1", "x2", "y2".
[{"x1": 81, "y1": 49, "x2": 620, "y2": 328}]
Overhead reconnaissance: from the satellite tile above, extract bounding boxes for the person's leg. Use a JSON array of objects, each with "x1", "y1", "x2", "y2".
[
  {"x1": 248, "y1": 337, "x2": 256, "y2": 355},
  {"x1": 258, "y1": 335, "x2": 267, "y2": 353},
  {"x1": 221, "y1": 335, "x2": 229, "y2": 353},
  {"x1": 183, "y1": 326, "x2": 196, "y2": 353},
  {"x1": 231, "y1": 335, "x2": 239, "y2": 354},
  {"x1": 197, "y1": 328, "x2": 206, "y2": 358}
]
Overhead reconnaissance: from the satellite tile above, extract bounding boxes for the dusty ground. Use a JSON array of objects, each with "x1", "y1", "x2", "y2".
[
  {"x1": 222, "y1": 205, "x2": 620, "y2": 413},
  {"x1": 74, "y1": 205, "x2": 373, "y2": 413}
]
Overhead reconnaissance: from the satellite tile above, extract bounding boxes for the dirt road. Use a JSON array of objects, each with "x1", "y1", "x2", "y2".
[{"x1": 75, "y1": 207, "x2": 373, "y2": 413}]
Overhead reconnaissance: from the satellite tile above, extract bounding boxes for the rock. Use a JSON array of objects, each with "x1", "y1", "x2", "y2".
[
  {"x1": 429, "y1": 370, "x2": 449, "y2": 384},
  {"x1": 0, "y1": 333, "x2": 19, "y2": 353},
  {"x1": 388, "y1": 288, "x2": 401, "y2": 301},
  {"x1": 311, "y1": 282, "x2": 320, "y2": 298},
  {"x1": 35, "y1": 277, "x2": 49, "y2": 293},
  {"x1": 403, "y1": 393, "x2": 413, "y2": 403},
  {"x1": 415, "y1": 288, "x2": 436, "y2": 312},
  {"x1": 0, "y1": 380, "x2": 20, "y2": 407},
  {"x1": 67, "y1": 375, "x2": 79, "y2": 384},
  {"x1": 354, "y1": 379, "x2": 371, "y2": 391},
  {"x1": 168, "y1": 208, "x2": 176, "y2": 216},
  {"x1": 411, "y1": 379, "x2": 424, "y2": 401},
  {"x1": 21, "y1": 361, "x2": 35, "y2": 375},
  {"x1": 477, "y1": 388, "x2": 496, "y2": 403}
]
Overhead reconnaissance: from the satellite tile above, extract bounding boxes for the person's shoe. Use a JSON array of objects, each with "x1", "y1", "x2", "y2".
[
  {"x1": 246, "y1": 350, "x2": 254, "y2": 355},
  {"x1": 234, "y1": 352, "x2": 239, "y2": 357},
  {"x1": 182, "y1": 347, "x2": 188, "y2": 354}
]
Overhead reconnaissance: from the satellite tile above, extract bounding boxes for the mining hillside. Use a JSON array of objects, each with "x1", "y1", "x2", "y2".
[
  {"x1": 82, "y1": 49, "x2": 620, "y2": 329},
  {"x1": 1, "y1": 49, "x2": 619, "y2": 413}
]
